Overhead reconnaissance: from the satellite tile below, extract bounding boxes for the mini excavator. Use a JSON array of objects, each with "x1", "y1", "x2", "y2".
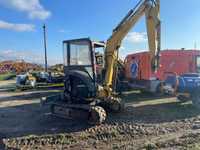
[{"x1": 41, "y1": 0, "x2": 161, "y2": 125}]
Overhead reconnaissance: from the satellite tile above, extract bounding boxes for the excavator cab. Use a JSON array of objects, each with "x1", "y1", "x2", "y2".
[{"x1": 63, "y1": 38, "x2": 105, "y2": 102}]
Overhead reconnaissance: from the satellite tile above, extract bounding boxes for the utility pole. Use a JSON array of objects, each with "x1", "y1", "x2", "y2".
[
  {"x1": 194, "y1": 41, "x2": 197, "y2": 50},
  {"x1": 43, "y1": 24, "x2": 48, "y2": 72}
]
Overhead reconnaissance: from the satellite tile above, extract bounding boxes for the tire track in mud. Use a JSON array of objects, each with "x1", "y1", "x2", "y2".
[
  {"x1": 4, "y1": 117, "x2": 200, "y2": 149},
  {"x1": 2, "y1": 91, "x2": 200, "y2": 149}
]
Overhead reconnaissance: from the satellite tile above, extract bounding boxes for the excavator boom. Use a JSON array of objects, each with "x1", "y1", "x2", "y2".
[{"x1": 104, "y1": 0, "x2": 160, "y2": 89}]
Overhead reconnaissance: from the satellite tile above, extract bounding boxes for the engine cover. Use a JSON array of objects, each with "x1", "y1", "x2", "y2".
[{"x1": 64, "y1": 70, "x2": 96, "y2": 104}]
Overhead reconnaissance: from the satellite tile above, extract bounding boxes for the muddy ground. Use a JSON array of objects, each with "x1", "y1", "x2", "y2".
[{"x1": 1, "y1": 81, "x2": 200, "y2": 149}]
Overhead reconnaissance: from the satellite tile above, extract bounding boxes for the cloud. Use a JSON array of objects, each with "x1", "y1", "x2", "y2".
[
  {"x1": 119, "y1": 46, "x2": 125, "y2": 50},
  {"x1": 0, "y1": 50, "x2": 61, "y2": 65},
  {"x1": 58, "y1": 29, "x2": 71, "y2": 33},
  {"x1": 0, "y1": 50, "x2": 43, "y2": 63},
  {"x1": 0, "y1": 0, "x2": 51, "y2": 20},
  {"x1": 0, "y1": 20, "x2": 35, "y2": 32},
  {"x1": 125, "y1": 32, "x2": 147, "y2": 43}
]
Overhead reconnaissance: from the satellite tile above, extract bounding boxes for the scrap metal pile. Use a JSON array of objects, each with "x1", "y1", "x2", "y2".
[{"x1": 0, "y1": 60, "x2": 42, "y2": 74}]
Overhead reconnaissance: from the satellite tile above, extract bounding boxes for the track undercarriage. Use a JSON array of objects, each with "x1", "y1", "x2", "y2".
[{"x1": 41, "y1": 93, "x2": 123, "y2": 125}]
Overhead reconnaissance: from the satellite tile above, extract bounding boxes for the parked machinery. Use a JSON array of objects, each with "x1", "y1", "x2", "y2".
[
  {"x1": 16, "y1": 72, "x2": 36, "y2": 88},
  {"x1": 162, "y1": 72, "x2": 200, "y2": 108},
  {"x1": 41, "y1": 0, "x2": 161, "y2": 124}
]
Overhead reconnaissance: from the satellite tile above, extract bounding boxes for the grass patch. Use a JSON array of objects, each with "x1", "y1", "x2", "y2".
[
  {"x1": 37, "y1": 83, "x2": 64, "y2": 88},
  {"x1": 0, "y1": 72, "x2": 16, "y2": 81},
  {"x1": 187, "y1": 143, "x2": 200, "y2": 150},
  {"x1": 14, "y1": 82, "x2": 64, "y2": 92}
]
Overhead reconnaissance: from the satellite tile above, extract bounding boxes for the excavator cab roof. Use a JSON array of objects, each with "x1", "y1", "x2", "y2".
[
  {"x1": 63, "y1": 38, "x2": 105, "y2": 82},
  {"x1": 63, "y1": 38, "x2": 105, "y2": 65},
  {"x1": 63, "y1": 38, "x2": 105, "y2": 48}
]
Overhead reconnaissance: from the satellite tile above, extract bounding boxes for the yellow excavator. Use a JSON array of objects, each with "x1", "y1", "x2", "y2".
[{"x1": 41, "y1": 0, "x2": 161, "y2": 124}]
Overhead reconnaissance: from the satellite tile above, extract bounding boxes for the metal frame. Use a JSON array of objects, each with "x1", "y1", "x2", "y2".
[{"x1": 63, "y1": 38, "x2": 105, "y2": 83}]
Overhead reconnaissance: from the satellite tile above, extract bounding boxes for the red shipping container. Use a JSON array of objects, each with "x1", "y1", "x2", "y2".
[{"x1": 124, "y1": 50, "x2": 200, "y2": 92}]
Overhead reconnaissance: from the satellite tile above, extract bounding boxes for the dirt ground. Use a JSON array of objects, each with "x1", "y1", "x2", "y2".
[
  {"x1": 1, "y1": 81, "x2": 200, "y2": 150},
  {"x1": 0, "y1": 80, "x2": 16, "y2": 92}
]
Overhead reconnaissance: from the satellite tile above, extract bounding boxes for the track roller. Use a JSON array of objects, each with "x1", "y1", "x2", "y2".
[
  {"x1": 106, "y1": 97, "x2": 124, "y2": 113},
  {"x1": 88, "y1": 106, "x2": 106, "y2": 125}
]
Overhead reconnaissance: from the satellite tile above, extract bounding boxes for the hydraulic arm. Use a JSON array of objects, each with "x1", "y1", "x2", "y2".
[{"x1": 103, "y1": 0, "x2": 160, "y2": 94}]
